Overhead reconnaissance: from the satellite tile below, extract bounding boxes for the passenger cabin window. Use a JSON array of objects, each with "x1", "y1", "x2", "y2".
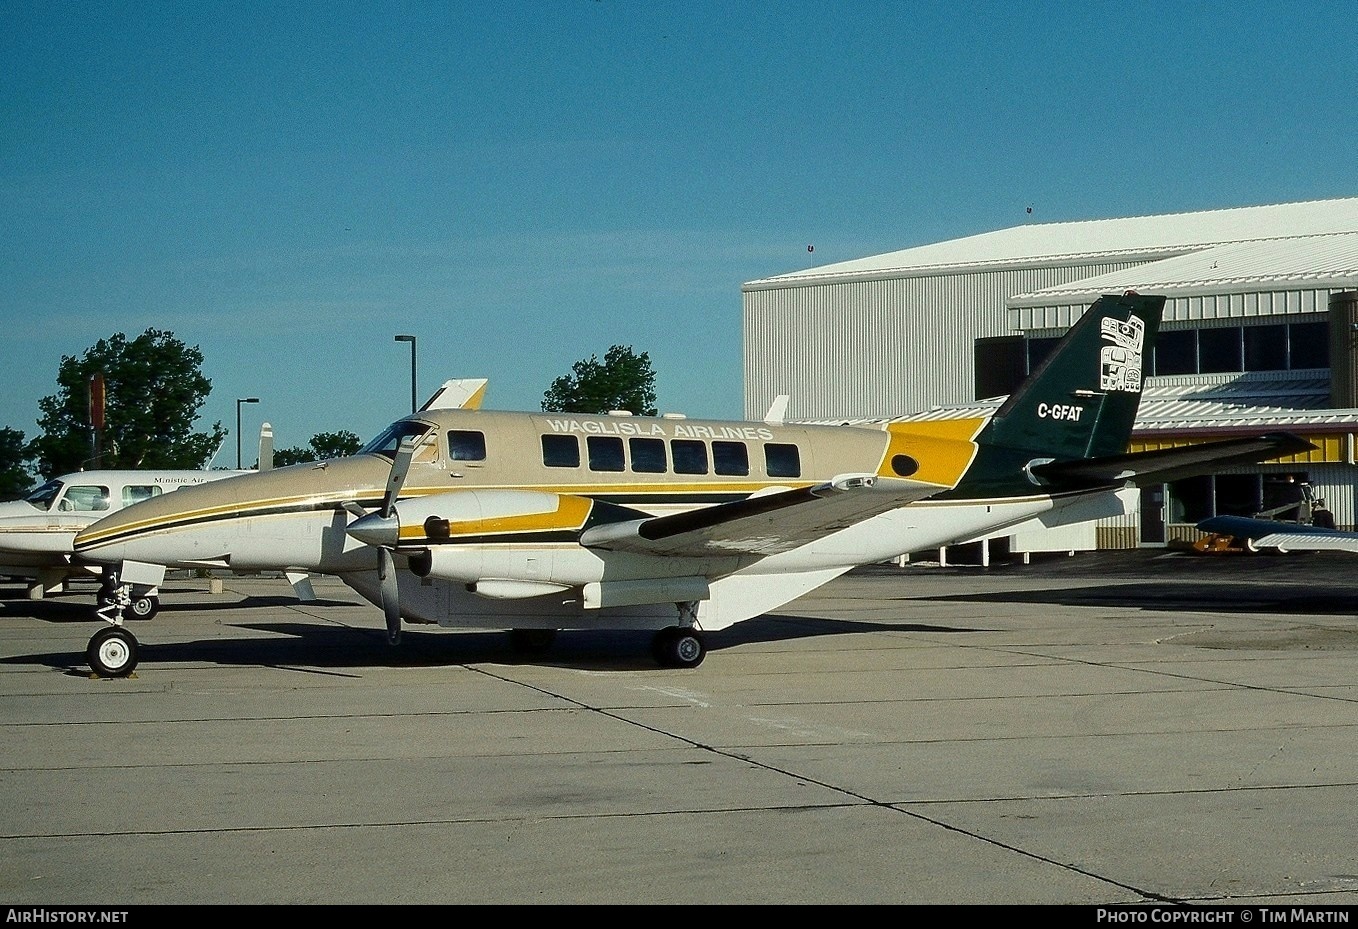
[
  {"x1": 61, "y1": 485, "x2": 111, "y2": 512},
  {"x1": 448, "y1": 430, "x2": 487, "y2": 461},
  {"x1": 672, "y1": 439, "x2": 708, "y2": 475},
  {"x1": 122, "y1": 485, "x2": 162, "y2": 507},
  {"x1": 541, "y1": 434, "x2": 580, "y2": 468},
  {"x1": 629, "y1": 437, "x2": 667, "y2": 473},
  {"x1": 764, "y1": 443, "x2": 801, "y2": 478},
  {"x1": 587, "y1": 436, "x2": 625, "y2": 472},
  {"x1": 713, "y1": 441, "x2": 749, "y2": 476}
]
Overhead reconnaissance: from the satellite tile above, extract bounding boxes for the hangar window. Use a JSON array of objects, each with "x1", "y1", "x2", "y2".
[
  {"x1": 672, "y1": 439, "x2": 709, "y2": 475},
  {"x1": 541, "y1": 434, "x2": 580, "y2": 468},
  {"x1": 1198, "y1": 327, "x2": 1242, "y2": 373},
  {"x1": 587, "y1": 436, "x2": 625, "y2": 472},
  {"x1": 713, "y1": 441, "x2": 749, "y2": 476},
  {"x1": 1026, "y1": 336, "x2": 1062, "y2": 374},
  {"x1": 764, "y1": 443, "x2": 800, "y2": 478},
  {"x1": 973, "y1": 335, "x2": 1025, "y2": 400},
  {"x1": 1153, "y1": 322, "x2": 1328, "y2": 376},
  {"x1": 1153, "y1": 330, "x2": 1197, "y2": 375},
  {"x1": 448, "y1": 430, "x2": 487, "y2": 461},
  {"x1": 1289, "y1": 321, "x2": 1329, "y2": 369},
  {"x1": 1244, "y1": 324, "x2": 1287, "y2": 371},
  {"x1": 629, "y1": 437, "x2": 667, "y2": 473}
]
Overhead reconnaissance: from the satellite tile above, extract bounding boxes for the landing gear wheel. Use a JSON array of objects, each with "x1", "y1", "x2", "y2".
[
  {"x1": 87, "y1": 626, "x2": 139, "y2": 678},
  {"x1": 127, "y1": 595, "x2": 159, "y2": 621},
  {"x1": 509, "y1": 628, "x2": 557, "y2": 653},
  {"x1": 652, "y1": 627, "x2": 706, "y2": 669}
]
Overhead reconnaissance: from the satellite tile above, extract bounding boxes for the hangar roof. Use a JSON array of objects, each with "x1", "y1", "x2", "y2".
[
  {"x1": 745, "y1": 197, "x2": 1358, "y2": 289},
  {"x1": 1010, "y1": 231, "x2": 1358, "y2": 307},
  {"x1": 847, "y1": 373, "x2": 1358, "y2": 435}
]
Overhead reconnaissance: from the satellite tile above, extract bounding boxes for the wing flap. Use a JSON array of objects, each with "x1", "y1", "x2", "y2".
[
  {"x1": 579, "y1": 474, "x2": 939, "y2": 557},
  {"x1": 1031, "y1": 432, "x2": 1315, "y2": 488}
]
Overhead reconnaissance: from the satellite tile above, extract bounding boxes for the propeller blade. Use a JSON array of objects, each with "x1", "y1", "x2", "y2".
[
  {"x1": 378, "y1": 546, "x2": 401, "y2": 645},
  {"x1": 381, "y1": 435, "x2": 418, "y2": 519}
]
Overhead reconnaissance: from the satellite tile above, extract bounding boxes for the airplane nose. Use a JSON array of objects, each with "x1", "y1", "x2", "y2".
[{"x1": 346, "y1": 512, "x2": 399, "y2": 548}]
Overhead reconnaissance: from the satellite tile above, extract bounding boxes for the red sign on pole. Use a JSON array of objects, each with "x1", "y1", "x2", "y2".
[{"x1": 89, "y1": 373, "x2": 106, "y2": 431}]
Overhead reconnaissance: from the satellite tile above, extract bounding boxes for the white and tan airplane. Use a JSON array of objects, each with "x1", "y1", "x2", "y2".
[{"x1": 71, "y1": 295, "x2": 1312, "y2": 677}]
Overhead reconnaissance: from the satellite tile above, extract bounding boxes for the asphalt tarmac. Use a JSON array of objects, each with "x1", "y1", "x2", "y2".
[{"x1": 2, "y1": 547, "x2": 1357, "y2": 906}]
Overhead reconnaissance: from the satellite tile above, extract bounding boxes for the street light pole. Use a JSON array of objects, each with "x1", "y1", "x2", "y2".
[
  {"x1": 236, "y1": 397, "x2": 259, "y2": 469},
  {"x1": 394, "y1": 335, "x2": 417, "y2": 413}
]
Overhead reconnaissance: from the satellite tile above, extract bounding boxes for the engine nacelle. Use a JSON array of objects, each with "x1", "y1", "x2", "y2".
[{"x1": 392, "y1": 490, "x2": 594, "y2": 545}]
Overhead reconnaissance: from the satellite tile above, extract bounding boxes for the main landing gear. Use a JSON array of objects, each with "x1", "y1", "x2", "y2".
[
  {"x1": 651, "y1": 600, "x2": 706, "y2": 668},
  {"x1": 651, "y1": 626, "x2": 706, "y2": 668},
  {"x1": 506, "y1": 601, "x2": 707, "y2": 669}
]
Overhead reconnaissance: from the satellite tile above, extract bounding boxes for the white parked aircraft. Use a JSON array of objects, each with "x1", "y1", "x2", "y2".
[
  {"x1": 72, "y1": 296, "x2": 1311, "y2": 677},
  {"x1": 0, "y1": 469, "x2": 246, "y2": 617},
  {"x1": 0, "y1": 420, "x2": 281, "y2": 615}
]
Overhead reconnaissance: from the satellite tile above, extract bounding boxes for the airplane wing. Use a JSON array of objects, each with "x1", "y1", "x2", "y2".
[
  {"x1": 579, "y1": 474, "x2": 941, "y2": 557},
  {"x1": 1031, "y1": 432, "x2": 1315, "y2": 488},
  {"x1": 1196, "y1": 515, "x2": 1358, "y2": 554}
]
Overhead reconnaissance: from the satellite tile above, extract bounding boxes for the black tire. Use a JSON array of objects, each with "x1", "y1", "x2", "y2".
[
  {"x1": 87, "y1": 627, "x2": 139, "y2": 678},
  {"x1": 652, "y1": 627, "x2": 706, "y2": 669},
  {"x1": 128, "y1": 595, "x2": 159, "y2": 621},
  {"x1": 509, "y1": 628, "x2": 557, "y2": 653}
]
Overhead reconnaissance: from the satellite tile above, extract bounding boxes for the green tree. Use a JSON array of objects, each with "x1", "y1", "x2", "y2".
[
  {"x1": 28, "y1": 330, "x2": 227, "y2": 478},
  {"x1": 274, "y1": 430, "x2": 363, "y2": 466},
  {"x1": 0, "y1": 427, "x2": 32, "y2": 500},
  {"x1": 541, "y1": 345, "x2": 658, "y2": 416}
]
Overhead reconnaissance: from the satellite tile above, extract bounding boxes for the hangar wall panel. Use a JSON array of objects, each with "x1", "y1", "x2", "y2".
[{"x1": 742, "y1": 262, "x2": 1140, "y2": 421}]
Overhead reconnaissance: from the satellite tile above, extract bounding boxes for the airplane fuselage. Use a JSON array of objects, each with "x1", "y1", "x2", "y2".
[{"x1": 71, "y1": 407, "x2": 1134, "y2": 631}]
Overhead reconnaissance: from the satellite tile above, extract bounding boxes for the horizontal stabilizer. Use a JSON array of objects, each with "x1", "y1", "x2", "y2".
[
  {"x1": 1196, "y1": 515, "x2": 1358, "y2": 553},
  {"x1": 580, "y1": 474, "x2": 937, "y2": 557},
  {"x1": 1030, "y1": 433, "x2": 1315, "y2": 488}
]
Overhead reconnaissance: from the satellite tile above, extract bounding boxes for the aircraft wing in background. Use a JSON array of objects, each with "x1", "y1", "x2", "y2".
[
  {"x1": 1032, "y1": 433, "x2": 1316, "y2": 488},
  {"x1": 1196, "y1": 515, "x2": 1358, "y2": 554}
]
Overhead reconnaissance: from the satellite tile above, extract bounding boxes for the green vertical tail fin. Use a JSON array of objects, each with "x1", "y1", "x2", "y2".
[{"x1": 954, "y1": 293, "x2": 1165, "y2": 496}]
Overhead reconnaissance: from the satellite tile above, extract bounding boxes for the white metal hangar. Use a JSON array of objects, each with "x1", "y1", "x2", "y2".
[{"x1": 741, "y1": 197, "x2": 1358, "y2": 549}]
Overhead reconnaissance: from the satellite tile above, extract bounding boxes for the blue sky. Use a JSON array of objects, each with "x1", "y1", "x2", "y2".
[{"x1": 3, "y1": 1, "x2": 1355, "y2": 464}]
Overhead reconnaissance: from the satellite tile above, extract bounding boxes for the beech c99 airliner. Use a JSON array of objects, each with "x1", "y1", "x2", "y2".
[{"x1": 71, "y1": 294, "x2": 1312, "y2": 677}]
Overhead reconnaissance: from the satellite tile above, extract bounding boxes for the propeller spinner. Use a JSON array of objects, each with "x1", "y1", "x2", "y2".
[{"x1": 344, "y1": 434, "x2": 418, "y2": 644}]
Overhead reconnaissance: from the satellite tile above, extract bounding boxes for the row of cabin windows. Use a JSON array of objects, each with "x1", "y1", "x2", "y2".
[{"x1": 445, "y1": 429, "x2": 802, "y2": 478}]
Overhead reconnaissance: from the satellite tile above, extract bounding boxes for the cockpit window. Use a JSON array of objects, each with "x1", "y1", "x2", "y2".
[
  {"x1": 25, "y1": 479, "x2": 63, "y2": 511},
  {"x1": 359, "y1": 421, "x2": 436, "y2": 460}
]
